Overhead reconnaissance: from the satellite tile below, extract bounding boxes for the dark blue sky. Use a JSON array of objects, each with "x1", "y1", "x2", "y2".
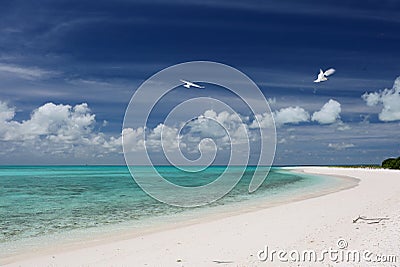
[{"x1": 0, "y1": 0, "x2": 399, "y2": 164}]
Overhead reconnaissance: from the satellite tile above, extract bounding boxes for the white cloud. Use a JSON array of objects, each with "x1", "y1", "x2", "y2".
[
  {"x1": 363, "y1": 91, "x2": 380, "y2": 106},
  {"x1": 274, "y1": 106, "x2": 310, "y2": 126},
  {"x1": 146, "y1": 124, "x2": 181, "y2": 152},
  {"x1": 336, "y1": 121, "x2": 351, "y2": 131},
  {"x1": 0, "y1": 101, "x2": 120, "y2": 156},
  {"x1": 267, "y1": 97, "x2": 276, "y2": 105},
  {"x1": 249, "y1": 112, "x2": 274, "y2": 129},
  {"x1": 0, "y1": 105, "x2": 246, "y2": 159},
  {"x1": 328, "y1": 142, "x2": 355, "y2": 150},
  {"x1": 2, "y1": 102, "x2": 96, "y2": 141},
  {"x1": 311, "y1": 99, "x2": 341, "y2": 124},
  {"x1": 0, "y1": 101, "x2": 15, "y2": 122},
  {"x1": 121, "y1": 109, "x2": 251, "y2": 156},
  {"x1": 0, "y1": 63, "x2": 55, "y2": 80},
  {"x1": 200, "y1": 110, "x2": 249, "y2": 144},
  {"x1": 250, "y1": 106, "x2": 309, "y2": 128},
  {"x1": 121, "y1": 124, "x2": 186, "y2": 154},
  {"x1": 114, "y1": 127, "x2": 144, "y2": 152},
  {"x1": 362, "y1": 76, "x2": 400, "y2": 121},
  {"x1": 278, "y1": 138, "x2": 287, "y2": 144},
  {"x1": 1, "y1": 98, "x2": 374, "y2": 164}
]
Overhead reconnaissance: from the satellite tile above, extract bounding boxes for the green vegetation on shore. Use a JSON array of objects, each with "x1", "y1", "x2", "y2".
[
  {"x1": 331, "y1": 165, "x2": 380, "y2": 169},
  {"x1": 382, "y1": 157, "x2": 400, "y2": 169},
  {"x1": 330, "y1": 158, "x2": 400, "y2": 170}
]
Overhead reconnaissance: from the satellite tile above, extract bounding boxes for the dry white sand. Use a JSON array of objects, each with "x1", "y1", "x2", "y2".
[{"x1": 3, "y1": 167, "x2": 400, "y2": 266}]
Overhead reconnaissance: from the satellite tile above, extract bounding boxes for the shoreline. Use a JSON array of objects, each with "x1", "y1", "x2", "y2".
[
  {"x1": 2, "y1": 167, "x2": 357, "y2": 265},
  {"x1": 3, "y1": 167, "x2": 399, "y2": 266}
]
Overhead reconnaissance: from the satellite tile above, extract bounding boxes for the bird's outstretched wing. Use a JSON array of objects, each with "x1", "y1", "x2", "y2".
[
  {"x1": 180, "y1": 79, "x2": 204, "y2": 88},
  {"x1": 191, "y1": 83, "x2": 203, "y2": 88},
  {"x1": 323, "y1": 68, "x2": 336, "y2": 77}
]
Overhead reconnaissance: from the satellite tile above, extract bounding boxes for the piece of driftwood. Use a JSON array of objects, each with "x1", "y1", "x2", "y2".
[
  {"x1": 212, "y1": 260, "x2": 234, "y2": 264},
  {"x1": 353, "y1": 215, "x2": 389, "y2": 224}
]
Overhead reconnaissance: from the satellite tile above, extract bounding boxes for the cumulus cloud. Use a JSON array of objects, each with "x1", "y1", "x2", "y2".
[
  {"x1": 146, "y1": 124, "x2": 182, "y2": 152},
  {"x1": 0, "y1": 103, "x2": 254, "y2": 160},
  {"x1": 249, "y1": 112, "x2": 274, "y2": 129},
  {"x1": 1, "y1": 102, "x2": 95, "y2": 141},
  {"x1": 113, "y1": 127, "x2": 143, "y2": 153},
  {"x1": 250, "y1": 106, "x2": 309, "y2": 128},
  {"x1": 122, "y1": 109, "x2": 250, "y2": 155},
  {"x1": 311, "y1": 99, "x2": 341, "y2": 124},
  {"x1": 200, "y1": 110, "x2": 249, "y2": 144},
  {"x1": 274, "y1": 106, "x2": 310, "y2": 126},
  {"x1": 362, "y1": 76, "x2": 400, "y2": 121},
  {"x1": 0, "y1": 99, "x2": 354, "y2": 163},
  {"x1": 0, "y1": 101, "x2": 120, "y2": 157},
  {"x1": 250, "y1": 100, "x2": 343, "y2": 129}
]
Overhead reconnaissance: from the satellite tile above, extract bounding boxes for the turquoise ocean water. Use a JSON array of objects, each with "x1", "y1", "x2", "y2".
[{"x1": 0, "y1": 166, "x2": 351, "y2": 258}]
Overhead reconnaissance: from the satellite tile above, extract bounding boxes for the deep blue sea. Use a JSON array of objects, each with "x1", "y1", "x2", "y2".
[{"x1": 0, "y1": 166, "x2": 349, "y2": 257}]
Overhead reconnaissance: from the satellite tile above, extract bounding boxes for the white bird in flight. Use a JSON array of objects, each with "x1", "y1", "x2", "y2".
[
  {"x1": 314, "y1": 68, "x2": 336, "y2": 83},
  {"x1": 180, "y1": 79, "x2": 205, "y2": 89}
]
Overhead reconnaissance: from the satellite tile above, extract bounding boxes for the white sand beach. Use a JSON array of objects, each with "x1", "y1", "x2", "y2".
[{"x1": 3, "y1": 167, "x2": 400, "y2": 266}]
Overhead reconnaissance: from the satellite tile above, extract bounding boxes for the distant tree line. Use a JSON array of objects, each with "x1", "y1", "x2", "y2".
[{"x1": 382, "y1": 157, "x2": 400, "y2": 169}]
